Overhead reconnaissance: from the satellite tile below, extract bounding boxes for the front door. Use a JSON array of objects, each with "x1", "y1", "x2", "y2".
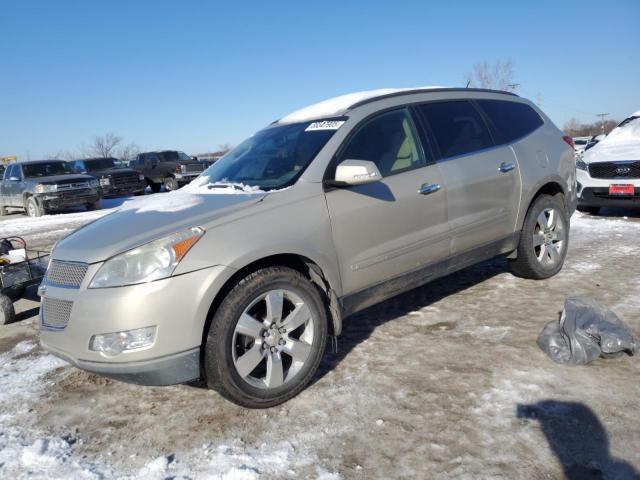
[{"x1": 324, "y1": 108, "x2": 450, "y2": 296}]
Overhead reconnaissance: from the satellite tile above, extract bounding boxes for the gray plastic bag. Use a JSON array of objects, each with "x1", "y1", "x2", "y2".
[{"x1": 537, "y1": 296, "x2": 637, "y2": 365}]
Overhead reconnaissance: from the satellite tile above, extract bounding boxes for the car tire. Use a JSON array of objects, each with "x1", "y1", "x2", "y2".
[
  {"x1": 148, "y1": 180, "x2": 161, "y2": 193},
  {"x1": 577, "y1": 205, "x2": 600, "y2": 215},
  {"x1": 510, "y1": 194, "x2": 569, "y2": 280},
  {"x1": 204, "y1": 266, "x2": 328, "y2": 408},
  {"x1": 0, "y1": 294, "x2": 16, "y2": 325},
  {"x1": 86, "y1": 200, "x2": 102, "y2": 211},
  {"x1": 25, "y1": 197, "x2": 44, "y2": 217},
  {"x1": 164, "y1": 177, "x2": 179, "y2": 192}
]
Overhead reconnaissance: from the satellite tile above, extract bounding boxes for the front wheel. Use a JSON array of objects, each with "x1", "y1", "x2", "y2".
[
  {"x1": 511, "y1": 194, "x2": 569, "y2": 280},
  {"x1": 86, "y1": 200, "x2": 102, "y2": 211},
  {"x1": 577, "y1": 205, "x2": 600, "y2": 215},
  {"x1": 204, "y1": 267, "x2": 328, "y2": 408},
  {"x1": 147, "y1": 180, "x2": 161, "y2": 193},
  {"x1": 25, "y1": 197, "x2": 44, "y2": 217},
  {"x1": 164, "y1": 177, "x2": 179, "y2": 192}
]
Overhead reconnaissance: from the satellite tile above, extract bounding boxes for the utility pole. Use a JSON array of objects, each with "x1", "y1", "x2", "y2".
[
  {"x1": 596, "y1": 113, "x2": 609, "y2": 135},
  {"x1": 507, "y1": 83, "x2": 520, "y2": 92}
]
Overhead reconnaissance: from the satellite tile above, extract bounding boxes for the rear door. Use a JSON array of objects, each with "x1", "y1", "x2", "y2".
[
  {"x1": 324, "y1": 108, "x2": 450, "y2": 295},
  {"x1": 415, "y1": 100, "x2": 522, "y2": 257}
]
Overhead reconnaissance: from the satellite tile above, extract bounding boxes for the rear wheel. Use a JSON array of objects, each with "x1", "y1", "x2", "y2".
[
  {"x1": 204, "y1": 267, "x2": 328, "y2": 408},
  {"x1": 577, "y1": 205, "x2": 600, "y2": 215},
  {"x1": 0, "y1": 295, "x2": 15, "y2": 325},
  {"x1": 511, "y1": 194, "x2": 569, "y2": 280},
  {"x1": 25, "y1": 197, "x2": 44, "y2": 217}
]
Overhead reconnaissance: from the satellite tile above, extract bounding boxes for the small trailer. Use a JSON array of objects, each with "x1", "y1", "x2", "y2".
[{"x1": 0, "y1": 237, "x2": 49, "y2": 325}]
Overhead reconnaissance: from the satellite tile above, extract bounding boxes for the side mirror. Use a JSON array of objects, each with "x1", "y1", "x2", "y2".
[{"x1": 332, "y1": 159, "x2": 382, "y2": 186}]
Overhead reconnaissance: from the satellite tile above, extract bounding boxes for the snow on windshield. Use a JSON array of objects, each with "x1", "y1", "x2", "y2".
[{"x1": 584, "y1": 113, "x2": 640, "y2": 161}]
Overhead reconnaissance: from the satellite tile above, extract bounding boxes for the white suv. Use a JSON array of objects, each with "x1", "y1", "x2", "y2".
[{"x1": 577, "y1": 111, "x2": 640, "y2": 214}]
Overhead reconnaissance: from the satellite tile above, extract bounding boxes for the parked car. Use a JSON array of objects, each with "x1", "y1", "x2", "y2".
[
  {"x1": 584, "y1": 134, "x2": 606, "y2": 152},
  {"x1": 0, "y1": 160, "x2": 101, "y2": 217},
  {"x1": 130, "y1": 150, "x2": 206, "y2": 192},
  {"x1": 39, "y1": 87, "x2": 576, "y2": 407},
  {"x1": 71, "y1": 158, "x2": 146, "y2": 197},
  {"x1": 576, "y1": 111, "x2": 640, "y2": 214},
  {"x1": 572, "y1": 136, "x2": 590, "y2": 155}
]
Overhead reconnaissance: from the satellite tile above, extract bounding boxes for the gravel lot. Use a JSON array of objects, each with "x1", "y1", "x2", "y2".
[{"x1": 1, "y1": 204, "x2": 639, "y2": 479}]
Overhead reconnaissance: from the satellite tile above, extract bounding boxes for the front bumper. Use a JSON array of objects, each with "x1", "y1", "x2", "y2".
[
  {"x1": 38, "y1": 188, "x2": 101, "y2": 209},
  {"x1": 39, "y1": 264, "x2": 234, "y2": 386},
  {"x1": 100, "y1": 182, "x2": 146, "y2": 197},
  {"x1": 576, "y1": 168, "x2": 640, "y2": 208}
]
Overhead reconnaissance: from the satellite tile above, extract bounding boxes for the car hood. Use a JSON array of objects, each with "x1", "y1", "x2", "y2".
[
  {"x1": 26, "y1": 174, "x2": 96, "y2": 184},
  {"x1": 583, "y1": 118, "x2": 640, "y2": 163},
  {"x1": 53, "y1": 190, "x2": 267, "y2": 263}
]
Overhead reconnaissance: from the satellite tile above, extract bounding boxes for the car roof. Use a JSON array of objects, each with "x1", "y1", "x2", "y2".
[
  {"x1": 276, "y1": 86, "x2": 518, "y2": 124},
  {"x1": 18, "y1": 160, "x2": 67, "y2": 165}
]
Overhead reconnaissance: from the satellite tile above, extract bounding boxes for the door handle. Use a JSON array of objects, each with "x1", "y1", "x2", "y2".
[
  {"x1": 418, "y1": 183, "x2": 441, "y2": 195},
  {"x1": 499, "y1": 162, "x2": 516, "y2": 173}
]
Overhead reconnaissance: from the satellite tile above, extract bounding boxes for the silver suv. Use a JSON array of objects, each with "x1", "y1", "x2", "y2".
[{"x1": 39, "y1": 88, "x2": 577, "y2": 407}]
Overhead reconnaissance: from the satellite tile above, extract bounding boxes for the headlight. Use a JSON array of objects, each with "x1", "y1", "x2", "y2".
[
  {"x1": 35, "y1": 184, "x2": 57, "y2": 193},
  {"x1": 576, "y1": 159, "x2": 588, "y2": 171},
  {"x1": 89, "y1": 226, "x2": 205, "y2": 288},
  {"x1": 90, "y1": 326, "x2": 156, "y2": 356},
  {"x1": 138, "y1": 173, "x2": 145, "y2": 181},
  {"x1": 89, "y1": 179, "x2": 99, "y2": 188},
  {"x1": 99, "y1": 177, "x2": 111, "y2": 186}
]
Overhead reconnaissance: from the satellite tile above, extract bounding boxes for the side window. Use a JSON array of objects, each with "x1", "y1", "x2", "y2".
[
  {"x1": 417, "y1": 101, "x2": 493, "y2": 159},
  {"x1": 475, "y1": 100, "x2": 544, "y2": 144},
  {"x1": 5, "y1": 164, "x2": 14, "y2": 179},
  {"x1": 73, "y1": 160, "x2": 85, "y2": 172},
  {"x1": 338, "y1": 109, "x2": 425, "y2": 177},
  {"x1": 147, "y1": 153, "x2": 158, "y2": 163}
]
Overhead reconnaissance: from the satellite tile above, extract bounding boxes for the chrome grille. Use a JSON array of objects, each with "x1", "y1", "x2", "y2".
[
  {"x1": 46, "y1": 260, "x2": 88, "y2": 288},
  {"x1": 589, "y1": 161, "x2": 640, "y2": 179},
  {"x1": 185, "y1": 163, "x2": 205, "y2": 173},
  {"x1": 41, "y1": 297, "x2": 73, "y2": 329},
  {"x1": 57, "y1": 182, "x2": 90, "y2": 191}
]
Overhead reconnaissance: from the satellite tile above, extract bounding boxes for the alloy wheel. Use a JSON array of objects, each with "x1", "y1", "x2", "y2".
[{"x1": 232, "y1": 289, "x2": 314, "y2": 390}]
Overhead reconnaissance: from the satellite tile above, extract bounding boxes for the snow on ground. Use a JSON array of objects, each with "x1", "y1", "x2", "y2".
[{"x1": 0, "y1": 207, "x2": 639, "y2": 479}]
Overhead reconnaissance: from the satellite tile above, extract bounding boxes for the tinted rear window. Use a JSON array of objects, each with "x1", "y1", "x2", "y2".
[
  {"x1": 416, "y1": 101, "x2": 493, "y2": 159},
  {"x1": 476, "y1": 100, "x2": 543, "y2": 144}
]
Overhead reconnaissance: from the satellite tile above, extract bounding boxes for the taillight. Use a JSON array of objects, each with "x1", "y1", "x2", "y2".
[{"x1": 562, "y1": 136, "x2": 575, "y2": 149}]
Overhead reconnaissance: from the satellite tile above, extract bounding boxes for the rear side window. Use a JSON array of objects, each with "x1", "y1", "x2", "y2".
[
  {"x1": 476, "y1": 100, "x2": 543, "y2": 144},
  {"x1": 338, "y1": 109, "x2": 425, "y2": 177},
  {"x1": 416, "y1": 101, "x2": 493, "y2": 159}
]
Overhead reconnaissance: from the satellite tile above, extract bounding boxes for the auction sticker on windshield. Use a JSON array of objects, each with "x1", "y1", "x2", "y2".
[
  {"x1": 305, "y1": 120, "x2": 345, "y2": 131},
  {"x1": 609, "y1": 184, "x2": 635, "y2": 195}
]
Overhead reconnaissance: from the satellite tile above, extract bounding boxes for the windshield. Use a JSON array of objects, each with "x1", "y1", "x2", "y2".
[
  {"x1": 23, "y1": 161, "x2": 75, "y2": 178},
  {"x1": 158, "y1": 151, "x2": 192, "y2": 162},
  {"x1": 84, "y1": 158, "x2": 117, "y2": 171},
  {"x1": 195, "y1": 122, "x2": 338, "y2": 190}
]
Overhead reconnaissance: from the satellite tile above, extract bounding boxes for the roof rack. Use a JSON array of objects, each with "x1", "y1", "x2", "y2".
[{"x1": 347, "y1": 87, "x2": 519, "y2": 110}]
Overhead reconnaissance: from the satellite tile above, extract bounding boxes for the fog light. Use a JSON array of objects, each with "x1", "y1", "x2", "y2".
[{"x1": 89, "y1": 326, "x2": 156, "y2": 356}]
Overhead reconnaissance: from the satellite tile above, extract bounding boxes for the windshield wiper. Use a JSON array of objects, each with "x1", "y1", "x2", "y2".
[{"x1": 207, "y1": 183, "x2": 245, "y2": 191}]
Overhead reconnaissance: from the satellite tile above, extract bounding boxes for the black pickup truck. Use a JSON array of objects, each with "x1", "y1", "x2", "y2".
[
  {"x1": 130, "y1": 150, "x2": 206, "y2": 192},
  {"x1": 0, "y1": 160, "x2": 101, "y2": 217},
  {"x1": 71, "y1": 157, "x2": 146, "y2": 197}
]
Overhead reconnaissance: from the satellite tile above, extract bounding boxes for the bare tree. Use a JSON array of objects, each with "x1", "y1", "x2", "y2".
[
  {"x1": 43, "y1": 150, "x2": 78, "y2": 161},
  {"x1": 563, "y1": 118, "x2": 619, "y2": 137},
  {"x1": 91, "y1": 133, "x2": 122, "y2": 158},
  {"x1": 465, "y1": 59, "x2": 516, "y2": 91},
  {"x1": 117, "y1": 142, "x2": 141, "y2": 163}
]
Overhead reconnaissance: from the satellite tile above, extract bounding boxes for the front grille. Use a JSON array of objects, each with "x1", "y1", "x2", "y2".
[
  {"x1": 57, "y1": 182, "x2": 90, "y2": 191},
  {"x1": 112, "y1": 172, "x2": 140, "y2": 187},
  {"x1": 41, "y1": 297, "x2": 73, "y2": 330},
  {"x1": 45, "y1": 260, "x2": 88, "y2": 288},
  {"x1": 589, "y1": 161, "x2": 640, "y2": 179},
  {"x1": 184, "y1": 163, "x2": 205, "y2": 173}
]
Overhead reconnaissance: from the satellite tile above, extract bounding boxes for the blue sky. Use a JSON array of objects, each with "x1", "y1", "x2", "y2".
[{"x1": 1, "y1": 0, "x2": 639, "y2": 159}]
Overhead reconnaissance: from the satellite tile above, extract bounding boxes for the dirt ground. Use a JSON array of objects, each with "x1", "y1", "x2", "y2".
[{"x1": 1, "y1": 206, "x2": 639, "y2": 479}]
